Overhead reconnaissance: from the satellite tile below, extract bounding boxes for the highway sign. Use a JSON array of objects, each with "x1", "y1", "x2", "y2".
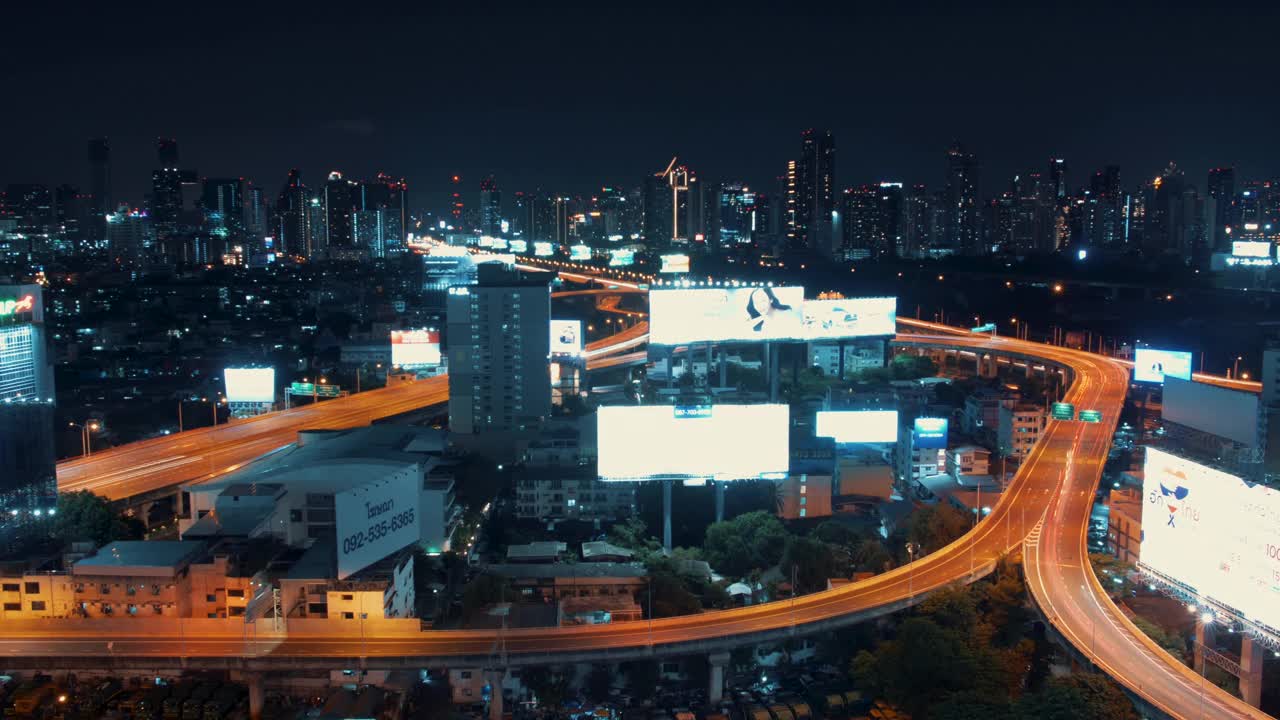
[
  {"x1": 289, "y1": 382, "x2": 314, "y2": 395},
  {"x1": 289, "y1": 382, "x2": 340, "y2": 397},
  {"x1": 317, "y1": 385, "x2": 340, "y2": 398},
  {"x1": 1050, "y1": 402, "x2": 1075, "y2": 421},
  {"x1": 970, "y1": 323, "x2": 997, "y2": 333},
  {"x1": 1078, "y1": 409, "x2": 1102, "y2": 423}
]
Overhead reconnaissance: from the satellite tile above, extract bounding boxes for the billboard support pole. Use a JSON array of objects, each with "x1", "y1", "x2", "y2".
[
  {"x1": 768, "y1": 343, "x2": 780, "y2": 403},
  {"x1": 715, "y1": 481, "x2": 725, "y2": 523},
  {"x1": 718, "y1": 345, "x2": 727, "y2": 388},
  {"x1": 663, "y1": 479, "x2": 673, "y2": 551},
  {"x1": 838, "y1": 339, "x2": 846, "y2": 379},
  {"x1": 706, "y1": 342, "x2": 714, "y2": 387}
]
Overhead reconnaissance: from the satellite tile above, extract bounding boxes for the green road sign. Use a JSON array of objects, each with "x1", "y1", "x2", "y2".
[
  {"x1": 289, "y1": 382, "x2": 315, "y2": 395},
  {"x1": 1051, "y1": 402, "x2": 1076, "y2": 421},
  {"x1": 970, "y1": 323, "x2": 997, "y2": 333},
  {"x1": 1078, "y1": 409, "x2": 1102, "y2": 423},
  {"x1": 316, "y1": 385, "x2": 340, "y2": 398}
]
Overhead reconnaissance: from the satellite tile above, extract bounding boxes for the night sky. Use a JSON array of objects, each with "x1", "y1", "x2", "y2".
[{"x1": 4, "y1": 2, "x2": 1279, "y2": 211}]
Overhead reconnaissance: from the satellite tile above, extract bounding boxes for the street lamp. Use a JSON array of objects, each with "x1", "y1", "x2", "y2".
[
  {"x1": 69, "y1": 420, "x2": 101, "y2": 457},
  {"x1": 1233, "y1": 356, "x2": 1243, "y2": 379}
]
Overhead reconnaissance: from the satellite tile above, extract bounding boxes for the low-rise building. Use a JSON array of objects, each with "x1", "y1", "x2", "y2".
[
  {"x1": 513, "y1": 467, "x2": 635, "y2": 521},
  {"x1": 946, "y1": 445, "x2": 991, "y2": 479},
  {"x1": 1107, "y1": 487, "x2": 1143, "y2": 564},
  {"x1": 998, "y1": 403, "x2": 1045, "y2": 460},
  {"x1": 484, "y1": 562, "x2": 647, "y2": 603}
]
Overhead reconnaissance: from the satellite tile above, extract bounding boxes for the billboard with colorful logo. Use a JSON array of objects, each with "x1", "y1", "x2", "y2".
[
  {"x1": 1140, "y1": 447, "x2": 1280, "y2": 632},
  {"x1": 802, "y1": 297, "x2": 897, "y2": 338},
  {"x1": 649, "y1": 286, "x2": 805, "y2": 345},
  {"x1": 912, "y1": 417, "x2": 949, "y2": 449},
  {"x1": 391, "y1": 329, "x2": 442, "y2": 367},
  {"x1": 1133, "y1": 347, "x2": 1193, "y2": 384},
  {"x1": 550, "y1": 320, "x2": 583, "y2": 357}
]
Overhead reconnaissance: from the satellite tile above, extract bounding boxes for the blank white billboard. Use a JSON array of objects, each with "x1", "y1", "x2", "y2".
[
  {"x1": 649, "y1": 286, "x2": 805, "y2": 345},
  {"x1": 1232, "y1": 240, "x2": 1271, "y2": 257},
  {"x1": 1162, "y1": 376, "x2": 1259, "y2": 447},
  {"x1": 1133, "y1": 347, "x2": 1193, "y2": 383},
  {"x1": 803, "y1": 297, "x2": 897, "y2": 338},
  {"x1": 336, "y1": 474, "x2": 420, "y2": 580},
  {"x1": 816, "y1": 410, "x2": 899, "y2": 443},
  {"x1": 391, "y1": 329, "x2": 442, "y2": 367},
  {"x1": 597, "y1": 404, "x2": 789, "y2": 481},
  {"x1": 550, "y1": 319, "x2": 583, "y2": 356},
  {"x1": 1140, "y1": 448, "x2": 1280, "y2": 632},
  {"x1": 224, "y1": 368, "x2": 275, "y2": 403}
]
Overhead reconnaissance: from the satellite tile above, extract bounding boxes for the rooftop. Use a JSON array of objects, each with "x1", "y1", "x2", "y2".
[
  {"x1": 73, "y1": 541, "x2": 206, "y2": 577},
  {"x1": 506, "y1": 541, "x2": 568, "y2": 562},
  {"x1": 486, "y1": 562, "x2": 648, "y2": 580}
]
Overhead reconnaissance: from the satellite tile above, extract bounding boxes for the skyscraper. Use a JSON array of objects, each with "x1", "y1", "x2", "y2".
[
  {"x1": 1207, "y1": 167, "x2": 1236, "y2": 250},
  {"x1": 794, "y1": 129, "x2": 836, "y2": 254},
  {"x1": 944, "y1": 142, "x2": 982, "y2": 254},
  {"x1": 323, "y1": 171, "x2": 357, "y2": 257},
  {"x1": 150, "y1": 138, "x2": 185, "y2": 248},
  {"x1": 0, "y1": 284, "x2": 57, "y2": 537},
  {"x1": 447, "y1": 264, "x2": 552, "y2": 435},
  {"x1": 642, "y1": 172, "x2": 673, "y2": 246},
  {"x1": 479, "y1": 175, "x2": 502, "y2": 236},
  {"x1": 1083, "y1": 166, "x2": 1124, "y2": 247},
  {"x1": 274, "y1": 169, "x2": 310, "y2": 257},
  {"x1": 87, "y1": 137, "x2": 111, "y2": 242},
  {"x1": 448, "y1": 175, "x2": 464, "y2": 228},
  {"x1": 717, "y1": 182, "x2": 757, "y2": 248},
  {"x1": 201, "y1": 178, "x2": 245, "y2": 244}
]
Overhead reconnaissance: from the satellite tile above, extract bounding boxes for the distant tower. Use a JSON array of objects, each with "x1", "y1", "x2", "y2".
[
  {"x1": 87, "y1": 137, "x2": 111, "y2": 241},
  {"x1": 795, "y1": 129, "x2": 836, "y2": 254},
  {"x1": 1207, "y1": 167, "x2": 1236, "y2": 250},
  {"x1": 944, "y1": 142, "x2": 982, "y2": 254},
  {"x1": 479, "y1": 175, "x2": 502, "y2": 236},
  {"x1": 275, "y1": 169, "x2": 310, "y2": 257},
  {"x1": 449, "y1": 175, "x2": 464, "y2": 228}
]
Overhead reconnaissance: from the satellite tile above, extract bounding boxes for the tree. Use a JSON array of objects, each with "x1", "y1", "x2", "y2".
[
  {"x1": 931, "y1": 690, "x2": 1017, "y2": 720},
  {"x1": 53, "y1": 491, "x2": 144, "y2": 547},
  {"x1": 585, "y1": 665, "x2": 614, "y2": 702},
  {"x1": 781, "y1": 535, "x2": 842, "y2": 594},
  {"x1": 889, "y1": 354, "x2": 939, "y2": 381},
  {"x1": 703, "y1": 510, "x2": 788, "y2": 577},
  {"x1": 909, "y1": 503, "x2": 972, "y2": 554},
  {"x1": 1016, "y1": 673, "x2": 1139, "y2": 720},
  {"x1": 460, "y1": 573, "x2": 511, "y2": 617},
  {"x1": 643, "y1": 570, "x2": 702, "y2": 618},
  {"x1": 522, "y1": 666, "x2": 572, "y2": 709}
]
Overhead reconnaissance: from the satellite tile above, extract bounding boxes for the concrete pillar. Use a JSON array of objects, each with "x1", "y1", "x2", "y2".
[
  {"x1": 1240, "y1": 635, "x2": 1265, "y2": 708},
  {"x1": 486, "y1": 669, "x2": 506, "y2": 720},
  {"x1": 837, "y1": 339, "x2": 847, "y2": 379},
  {"x1": 706, "y1": 342, "x2": 714, "y2": 385},
  {"x1": 768, "y1": 343, "x2": 780, "y2": 402},
  {"x1": 666, "y1": 348, "x2": 676, "y2": 388},
  {"x1": 718, "y1": 345, "x2": 727, "y2": 387},
  {"x1": 715, "y1": 481, "x2": 726, "y2": 523},
  {"x1": 708, "y1": 652, "x2": 730, "y2": 705},
  {"x1": 978, "y1": 354, "x2": 997, "y2": 379},
  {"x1": 663, "y1": 479, "x2": 673, "y2": 550},
  {"x1": 247, "y1": 673, "x2": 265, "y2": 720}
]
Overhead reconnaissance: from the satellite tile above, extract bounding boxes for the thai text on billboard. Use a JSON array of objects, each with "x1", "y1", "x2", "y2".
[
  {"x1": 1139, "y1": 448, "x2": 1280, "y2": 632},
  {"x1": 597, "y1": 404, "x2": 790, "y2": 481},
  {"x1": 391, "y1": 329, "x2": 442, "y2": 367},
  {"x1": 336, "y1": 474, "x2": 420, "y2": 579}
]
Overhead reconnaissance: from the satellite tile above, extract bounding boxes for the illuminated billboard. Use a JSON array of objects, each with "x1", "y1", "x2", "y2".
[
  {"x1": 550, "y1": 320, "x2": 583, "y2": 357},
  {"x1": 803, "y1": 297, "x2": 897, "y2": 338},
  {"x1": 816, "y1": 410, "x2": 899, "y2": 443},
  {"x1": 1133, "y1": 347, "x2": 1193, "y2": 383},
  {"x1": 391, "y1": 329, "x2": 442, "y2": 367},
  {"x1": 570, "y1": 245, "x2": 592, "y2": 261},
  {"x1": 597, "y1": 404, "x2": 789, "y2": 481},
  {"x1": 913, "y1": 417, "x2": 948, "y2": 449},
  {"x1": 336, "y1": 474, "x2": 420, "y2": 579},
  {"x1": 609, "y1": 248, "x2": 635, "y2": 266},
  {"x1": 223, "y1": 367, "x2": 276, "y2": 403},
  {"x1": 534, "y1": 241, "x2": 554, "y2": 257},
  {"x1": 1140, "y1": 448, "x2": 1280, "y2": 632},
  {"x1": 649, "y1": 286, "x2": 805, "y2": 345},
  {"x1": 1232, "y1": 240, "x2": 1271, "y2": 257},
  {"x1": 659, "y1": 253, "x2": 690, "y2": 273},
  {"x1": 509, "y1": 239, "x2": 528, "y2": 254}
]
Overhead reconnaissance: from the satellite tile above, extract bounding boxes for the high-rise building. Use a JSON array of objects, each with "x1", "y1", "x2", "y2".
[
  {"x1": 839, "y1": 182, "x2": 903, "y2": 260},
  {"x1": 53, "y1": 184, "x2": 86, "y2": 252},
  {"x1": 1207, "y1": 167, "x2": 1236, "y2": 250},
  {"x1": 717, "y1": 182, "x2": 757, "y2": 248},
  {"x1": 156, "y1": 137, "x2": 180, "y2": 169},
  {"x1": 2, "y1": 184, "x2": 55, "y2": 254},
  {"x1": 479, "y1": 175, "x2": 502, "y2": 236},
  {"x1": 1048, "y1": 158, "x2": 1068, "y2": 200},
  {"x1": 901, "y1": 184, "x2": 933, "y2": 258},
  {"x1": 245, "y1": 183, "x2": 266, "y2": 248},
  {"x1": 87, "y1": 137, "x2": 111, "y2": 242},
  {"x1": 1082, "y1": 165, "x2": 1124, "y2": 247},
  {"x1": 1144, "y1": 163, "x2": 1207, "y2": 261},
  {"x1": 323, "y1": 171, "x2": 357, "y2": 257},
  {"x1": 354, "y1": 173, "x2": 408, "y2": 257},
  {"x1": 447, "y1": 264, "x2": 552, "y2": 435},
  {"x1": 944, "y1": 142, "x2": 982, "y2": 254},
  {"x1": 784, "y1": 160, "x2": 798, "y2": 248},
  {"x1": 0, "y1": 284, "x2": 57, "y2": 536},
  {"x1": 794, "y1": 129, "x2": 836, "y2": 254},
  {"x1": 274, "y1": 169, "x2": 310, "y2": 257},
  {"x1": 1008, "y1": 171, "x2": 1056, "y2": 254},
  {"x1": 642, "y1": 172, "x2": 674, "y2": 246},
  {"x1": 105, "y1": 204, "x2": 150, "y2": 263},
  {"x1": 201, "y1": 178, "x2": 245, "y2": 244}
]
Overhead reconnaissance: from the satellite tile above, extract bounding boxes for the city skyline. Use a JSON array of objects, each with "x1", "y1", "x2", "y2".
[{"x1": 4, "y1": 4, "x2": 1280, "y2": 203}]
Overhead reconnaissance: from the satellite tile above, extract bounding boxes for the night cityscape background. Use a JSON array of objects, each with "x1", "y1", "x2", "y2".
[{"x1": 0, "y1": 3, "x2": 1278, "y2": 720}]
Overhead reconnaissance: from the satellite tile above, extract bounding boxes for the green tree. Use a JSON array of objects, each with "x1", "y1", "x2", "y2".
[
  {"x1": 643, "y1": 570, "x2": 703, "y2": 618},
  {"x1": 1016, "y1": 673, "x2": 1139, "y2": 720},
  {"x1": 781, "y1": 535, "x2": 842, "y2": 593},
  {"x1": 460, "y1": 573, "x2": 511, "y2": 616},
  {"x1": 53, "y1": 491, "x2": 145, "y2": 547},
  {"x1": 931, "y1": 690, "x2": 1017, "y2": 720},
  {"x1": 909, "y1": 503, "x2": 972, "y2": 553},
  {"x1": 522, "y1": 666, "x2": 572, "y2": 709},
  {"x1": 703, "y1": 510, "x2": 788, "y2": 577},
  {"x1": 1132, "y1": 616, "x2": 1187, "y2": 658},
  {"x1": 889, "y1": 354, "x2": 940, "y2": 381}
]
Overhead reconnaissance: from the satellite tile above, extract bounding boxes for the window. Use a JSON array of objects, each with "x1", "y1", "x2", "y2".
[
  {"x1": 799, "y1": 508, "x2": 807, "y2": 518},
  {"x1": 206, "y1": 594, "x2": 216, "y2": 603},
  {"x1": 342, "y1": 612, "x2": 354, "y2": 620},
  {"x1": 800, "y1": 497, "x2": 806, "y2": 506},
  {"x1": 341, "y1": 594, "x2": 354, "y2": 601},
  {"x1": 30, "y1": 601, "x2": 45, "y2": 611},
  {"x1": 1, "y1": 583, "x2": 18, "y2": 592},
  {"x1": 460, "y1": 671, "x2": 473, "y2": 679},
  {"x1": 24, "y1": 582, "x2": 39, "y2": 594},
  {"x1": 100, "y1": 584, "x2": 111, "y2": 594},
  {"x1": 2, "y1": 602, "x2": 20, "y2": 611},
  {"x1": 290, "y1": 509, "x2": 303, "y2": 522},
  {"x1": 227, "y1": 589, "x2": 244, "y2": 598}
]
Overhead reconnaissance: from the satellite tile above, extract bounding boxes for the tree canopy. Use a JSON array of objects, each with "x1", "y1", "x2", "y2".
[{"x1": 703, "y1": 510, "x2": 787, "y2": 577}]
